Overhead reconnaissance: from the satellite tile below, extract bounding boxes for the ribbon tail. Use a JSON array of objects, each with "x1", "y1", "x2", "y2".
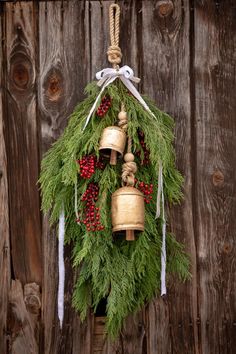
[
  {"x1": 75, "y1": 178, "x2": 79, "y2": 220},
  {"x1": 155, "y1": 161, "x2": 166, "y2": 295},
  {"x1": 83, "y1": 75, "x2": 118, "y2": 131},
  {"x1": 155, "y1": 162, "x2": 163, "y2": 219},
  {"x1": 58, "y1": 207, "x2": 65, "y2": 328},
  {"x1": 161, "y1": 187, "x2": 167, "y2": 296},
  {"x1": 158, "y1": 165, "x2": 166, "y2": 296},
  {"x1": 120, "y1": 76, "x2": 151, "y2": 112},
  {"x1": 82, "y1": 88, "x2": 105, "y2": 131}
]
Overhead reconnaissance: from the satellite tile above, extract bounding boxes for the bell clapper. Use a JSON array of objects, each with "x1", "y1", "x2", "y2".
[
  {"x1": 110, "y1": 149, "x2": 117, "y2": 165},
  {"x1": 126, "y1": 229, "x2": 135, "y2": 241}
]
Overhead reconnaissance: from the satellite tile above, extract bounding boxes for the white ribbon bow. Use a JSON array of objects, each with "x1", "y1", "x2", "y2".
[
  {"x1": 83, "y1": 65, "x2": 154, "y2": 131},
  {"x1": 96, "y1": 65, "x2": 140, "y2": 86}
]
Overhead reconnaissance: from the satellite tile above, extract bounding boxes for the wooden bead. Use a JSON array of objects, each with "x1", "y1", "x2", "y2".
[
  {"x1": 118, "y1": 111, "x2": 127, "y2": 120},
  {"x1": 124, "y1": 153, "x2": 134, "y2": 162}
]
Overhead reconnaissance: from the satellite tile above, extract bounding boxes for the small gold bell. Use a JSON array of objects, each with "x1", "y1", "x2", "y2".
[
  {"x1": 99, "y1": 126, "x2": 126, "y2": 165},
  {"x1": 111, "y1": 186, "x2": 145, "y2": 241}
]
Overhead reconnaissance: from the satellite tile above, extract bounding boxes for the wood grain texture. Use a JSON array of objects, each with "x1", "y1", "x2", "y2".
[
  {"x1": 0, "y1": 4, "x2": 11, "y2": 353},
  {"x1": 141, "y1": 1, "x2": 198, "y2": 353},
  {"x1": 90, "y1": 2, "x2": 146, "y2": 353},
  {"x1": 1, "y1": 0, "x2": 236, "y2": 353},
  {"x1": 8, "y1": 280, "x2": 41, "y2": 354},
  {"x1": 3, "y1": 1, "x2": 42, "y2": 285},
  {"x1": 194, "y1": 1, "x2": 236, "y2": 353},
  {"x1": 38, "y1": 1, "x2": 92, "y2": 353}
]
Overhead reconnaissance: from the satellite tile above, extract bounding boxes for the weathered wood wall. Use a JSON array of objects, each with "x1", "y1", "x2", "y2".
[{"x1": 0, "y1": 1, "x2": 236, "y2": 353}]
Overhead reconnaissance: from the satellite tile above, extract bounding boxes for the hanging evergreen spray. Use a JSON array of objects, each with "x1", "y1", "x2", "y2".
[{"x1": 39, "y1": 4, "x2": 190, "y2": 338}]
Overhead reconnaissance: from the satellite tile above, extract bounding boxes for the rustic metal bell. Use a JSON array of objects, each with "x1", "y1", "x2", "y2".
[
  {"x1": 111, "y1": 186, "x2": 144, "y2": 241},
  {"x1": 99, "y1": 126, "x2": 126, "y2": 165}
]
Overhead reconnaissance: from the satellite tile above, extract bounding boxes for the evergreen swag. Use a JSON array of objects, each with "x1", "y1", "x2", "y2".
[{"x1": 39, "y1": 80, "x2": 190, "y2": 338}]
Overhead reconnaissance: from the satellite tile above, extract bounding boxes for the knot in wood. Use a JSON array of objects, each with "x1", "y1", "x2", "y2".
[
  {"x1": 47, "y1": 74, "x2": 62, "y2": 101},
  {"x1": 12, "y1": 62, "x2": 30, "y2": 90},
  {"x1": 24, "y1": 283, "x2": 41, "y2": 314},
  {"x1": 107, "y1": 45, "x2": 122, "y2": 65},
  {"x1": 212, "y1": 170, "x2": 224, "y2": 187},
  {"x1": 222, "y1": 243, "x2": 232, "y2": 254},
  {"x1": 156, "y1": 0, "x2": 174, "y2": 18}
]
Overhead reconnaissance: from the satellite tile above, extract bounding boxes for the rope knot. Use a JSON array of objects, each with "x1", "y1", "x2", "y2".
[
  {"x1": 107, "y1": 45, "x2": 122, "y2": 65},
  {"x1": 122, "y1": 153, "x2": 137, "y2": 186},
  {"x1": 108, "y1": 4, "x2": 122, "y2": 68}
]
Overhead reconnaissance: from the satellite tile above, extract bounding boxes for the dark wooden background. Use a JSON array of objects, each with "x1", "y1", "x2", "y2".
[{"x1": 0, "y1": 0, "x2": 236, "y2": 353}]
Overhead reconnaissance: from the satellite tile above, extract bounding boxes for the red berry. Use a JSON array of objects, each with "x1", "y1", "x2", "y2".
[{"x1": 96, "y1": 96, "x2": 112, "y2": 117}]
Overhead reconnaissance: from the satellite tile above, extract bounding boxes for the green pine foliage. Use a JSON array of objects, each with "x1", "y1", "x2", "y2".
[{"x1": 39, "y1": 80, "x2": 190, "y2": 338}]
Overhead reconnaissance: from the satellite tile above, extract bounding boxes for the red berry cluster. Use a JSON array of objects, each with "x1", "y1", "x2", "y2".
[
  {"x1": 77, "y1": 183, "x2": 104, "y2": 232},
  {"x1": 77, "y1": 155, "x2": 105, "y2": 179},
  {"x1": 78, "y1": 155, "x2": 95, "y2": 179},
  {"x1": 137, "y1": 130, "x2": 150, "y2": 165},
  {"x1": 136, "y1": 180, "x2": 153, "y2": 204},
  {"x1": 96, "y1": 96, "x2": 112, "y2": 117}
]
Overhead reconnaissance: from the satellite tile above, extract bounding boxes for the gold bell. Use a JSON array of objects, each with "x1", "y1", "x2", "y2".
[
  {"x1": 111, "y1": 186, "x2": 145, "y2": 241},
  {"x1": 99, "y1": 126, "x2": 126, "y2": 165}
]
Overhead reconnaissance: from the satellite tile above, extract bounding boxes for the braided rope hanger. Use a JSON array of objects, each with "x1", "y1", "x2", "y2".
[
  {"x1": 107, "y1": 4, "x2": 122, "y2": 67},
  {"x1": 108, "y1": 9, "x2": 137, "y2": 185}
]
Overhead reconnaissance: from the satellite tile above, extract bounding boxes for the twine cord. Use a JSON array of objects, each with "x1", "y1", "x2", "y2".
[
  {"x1": 127, "y1": 136, "x2": 132, "y2": 154},
  {"x1": 121, "y1": 105, "x2": 137, "y2": 186}
]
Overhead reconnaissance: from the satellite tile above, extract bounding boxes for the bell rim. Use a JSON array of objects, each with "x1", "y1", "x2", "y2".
[
  {"x1": 112, "y1": 225, "x2": 144, "y2": 232},
  {"x1": 99, "y1": 146, "x2": 124, "y2": 156}
]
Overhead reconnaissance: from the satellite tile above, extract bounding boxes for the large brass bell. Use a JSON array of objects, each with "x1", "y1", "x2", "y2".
[{"x1": 111, "y1": 186, "x2": 145, "y2": 241}]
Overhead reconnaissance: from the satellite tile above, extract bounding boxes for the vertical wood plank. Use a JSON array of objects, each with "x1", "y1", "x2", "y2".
[
  {"x1": 194, "y1": 1, "x2": 236, "y2": 353},
  {"x1": 0, "y1": 3, "x2": 11, "y2": 352},
  {"x1": 3, "y1": 2, "x2": 42, "y2": 351},
  {"x1": 90, "y1": 0, "x2": 113, "y2": 76},
  {"x1": 141, "y1": 1, "x2": 198, "y2": 353},
  {"x1": 4, "y1": 1, "x2": 42, "y2": 285},
  {"x1": 38, "y1": 1, "x2": 92, "y2": 353}
]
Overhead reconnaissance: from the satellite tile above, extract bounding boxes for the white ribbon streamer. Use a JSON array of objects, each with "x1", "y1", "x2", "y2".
[
  {"x1": 155, "y1": 162, "x2": 166, "y2": 295},
  {"x1": 156, "y1": 162, "x2": 163, "y2": 219},
  {"x1": 160, "y1": 169, "x2": 167, "y2": 296},
  {"x1": 82, "y1": 64, "x2": 167, "y2": 296},
  {"x1": 58, "y1": 208, "x2": 65, "y2": 328},
  {"x1": 75, "y1": 179, "x2": 79, "y2": 220}
]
